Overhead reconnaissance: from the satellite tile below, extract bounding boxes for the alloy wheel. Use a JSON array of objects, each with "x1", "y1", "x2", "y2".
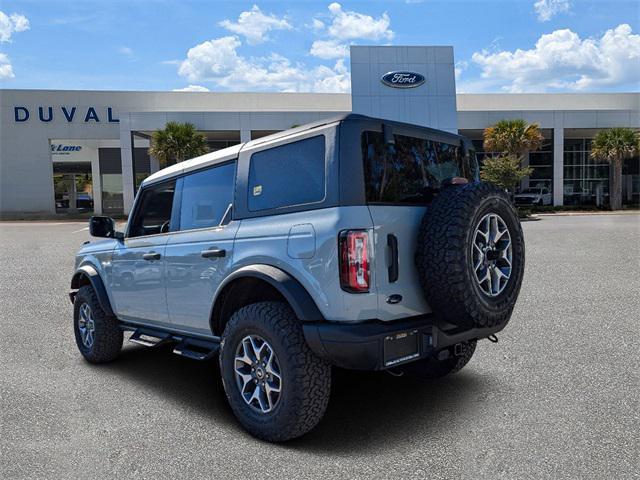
[
  {"x1": 471, "y1": 213, "x2": 513, "y2": 297},
  {"x1": 78, "y1": 303, "x2": 96, "y2": 349},
  {"x1": 234, "y1": 335, "x2": 282, "y2": 414}
]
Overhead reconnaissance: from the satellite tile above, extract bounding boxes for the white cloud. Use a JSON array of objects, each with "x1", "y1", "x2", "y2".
[
  {"x1": 219, "y1": 5, "x2": 291, "y2": 45},
  {"x1": 308, "y1": 3, "x2": 393, "y2": 60},
  {"x1": 311, "y1": 18, "x2": 325, "y2": 32},
  {"x1": 324, "y1": 3, "x2": 393, "y2": 41},
  {"x1": 118, "y1": 46, "x2": 133, "y2": 56},
  {"x1": 310, "y1": 39, "x2": 349, "y2": 60},
  {"x1": 471, "y1": 24, "x2": 640, "y2": 92},
  {"x1": 178, "y1": 36, "x2": 243, "y2": 82},
  {"x1": 454, "y1": 60, "x2": 468, "y2": 81},
  {"x1": 173, "y1": 85, "x2": 210, "y2": 92},
  {"x1": 311, "y1": 58, "x2": 350, "y2": 93},
  {"x1": 0, "y1": 11, "x2": 29, "y2": 42},
  {"x1": 533, "y1": 0, "x2": 571, "y2": 22},
  {"x1": 0, "y1": 52, "x2": 14, "y2": 79},
  {"x1": 177, "y1": 35, "x2": 350, "y2": 93}
]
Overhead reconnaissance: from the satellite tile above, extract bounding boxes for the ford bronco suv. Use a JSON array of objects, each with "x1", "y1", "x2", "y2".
[{"x1": 70, "y1": 114, "x2": 524, "y2": 442}]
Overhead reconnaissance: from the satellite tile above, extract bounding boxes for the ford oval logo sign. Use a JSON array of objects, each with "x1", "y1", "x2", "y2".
[{"x1": 381, "y1": 71, "x2": 426, "y2": 89}]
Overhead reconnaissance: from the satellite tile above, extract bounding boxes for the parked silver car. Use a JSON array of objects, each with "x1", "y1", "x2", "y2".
[
  {"x1": 70, "y1": 114, "x2": 525, "y2": 441},
  {"x1": 514, "y1": 187, "x2": 552, "y2": 206}
]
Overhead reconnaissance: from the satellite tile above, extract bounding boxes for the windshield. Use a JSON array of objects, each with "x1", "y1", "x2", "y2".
[
  {"x1": 521, "y1": 188, "x2": 542, "y2": 194},
  {"x1": 361, "y1": 131, "x2": 478, "y2": 204}
]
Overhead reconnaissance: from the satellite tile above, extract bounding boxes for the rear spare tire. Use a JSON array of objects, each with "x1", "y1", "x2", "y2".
[{"x1": 415, "y1": 182, "x2": 525, "y2": 329}]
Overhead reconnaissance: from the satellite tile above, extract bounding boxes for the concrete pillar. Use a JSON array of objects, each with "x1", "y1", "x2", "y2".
[
  {"x1": 120, "y1": 117, "x2": 135, "y2": 214},
  {"x1": 149, "y1": 155, "x2": 160, "y2": 174},
  {"x1": 240, "y1": 129, "x2": 251, "y2": 143},
  {"x1": 91, "y1": 150, "x2": 102, "y2": 215},
  {"x1": 553, "y1": 127, "x2": 564, "y2": 206}
]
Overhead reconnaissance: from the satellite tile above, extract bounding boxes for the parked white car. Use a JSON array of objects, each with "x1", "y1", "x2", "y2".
[{"x1": 514, "y1": 187, "x2": 552, "y2": 206}]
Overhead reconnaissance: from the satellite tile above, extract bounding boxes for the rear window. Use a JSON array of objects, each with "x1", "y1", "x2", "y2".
[
  {"x1": 362, "y1": 131, "x2": 477, "y2": 204},
  {"x1": 248, "y1": 135, "x2": 325, "y2": 211}
]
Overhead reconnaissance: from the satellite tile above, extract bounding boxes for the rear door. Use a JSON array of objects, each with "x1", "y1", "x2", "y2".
[
  {"x1": 361, "y1": 129, "x2": 475, "y2": 320},
  {"x1": 164, "y1": 161, "x2": 237, "y2": 335}
]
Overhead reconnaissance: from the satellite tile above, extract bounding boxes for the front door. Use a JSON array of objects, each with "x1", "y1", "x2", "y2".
[
  {"x1": 110, "y1": 179, "x2": 177, "y2": 327},
  {"x1": 164, "y1": 161, "x2": 237, "y2": 335}
]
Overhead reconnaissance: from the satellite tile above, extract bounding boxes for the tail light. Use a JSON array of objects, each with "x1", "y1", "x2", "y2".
[{"x1": 339, "y1": 230, "x2": 370, "y2": 293}]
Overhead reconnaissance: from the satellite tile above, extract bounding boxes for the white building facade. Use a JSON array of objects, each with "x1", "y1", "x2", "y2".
[{"x1": 1, "y1": 46, "x2": 638, "y2": 217}]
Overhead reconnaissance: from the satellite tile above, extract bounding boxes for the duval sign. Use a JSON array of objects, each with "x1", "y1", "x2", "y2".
[
  {"x1": 381, "y1": 71, "x2": 426, "y2": 89},
  {"x1": 14, "y1": 106, "x2": 119, "y2": 123}
]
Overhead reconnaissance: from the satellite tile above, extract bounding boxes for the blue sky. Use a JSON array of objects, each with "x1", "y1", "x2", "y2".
[{"x1": 0, "y1": 0, "x2": 638, "y2": 93}]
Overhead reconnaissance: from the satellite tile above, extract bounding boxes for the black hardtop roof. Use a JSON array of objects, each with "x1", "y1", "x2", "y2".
[{"x1": 247, "y1": 113, "x2": 465, "y2": 147}]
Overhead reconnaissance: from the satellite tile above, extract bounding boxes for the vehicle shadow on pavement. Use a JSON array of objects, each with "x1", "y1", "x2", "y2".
[
  {"x1": 101, "y1": 343, "x2": 238, "y2": 429},
  {"x1": 289, "y1": 368, "x2": 495, "y2": 453},
  {"x1": 103, "y1": 341, "x2": 496, "y2": 453}
]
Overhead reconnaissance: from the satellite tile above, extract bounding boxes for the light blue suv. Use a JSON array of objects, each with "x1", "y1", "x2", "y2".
[{"x1": 70, "y1": 114, "x2": 525, "y2": 441}]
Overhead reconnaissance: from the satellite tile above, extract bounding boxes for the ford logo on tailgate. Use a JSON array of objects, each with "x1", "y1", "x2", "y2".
[{"x1": 381, "y1": 71, "x2": 426, "y2": 88}]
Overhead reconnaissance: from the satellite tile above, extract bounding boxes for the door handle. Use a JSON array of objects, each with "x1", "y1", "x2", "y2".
[
  {"x1": 201, "y1": 248, "x2": 226, "y2": 259},
  {"x1": 142, "y1": 252, "x2": 161, "y2": 261}
]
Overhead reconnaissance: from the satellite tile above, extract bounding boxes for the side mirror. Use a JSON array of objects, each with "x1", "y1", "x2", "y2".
[{"x1": 89, "y1": 216, "x2": 120, "y2": 238}]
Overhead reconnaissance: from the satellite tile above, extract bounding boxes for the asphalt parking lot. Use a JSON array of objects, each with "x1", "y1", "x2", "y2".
[{"x1": 1, "y1": 214, "x2": 638, "y2": 479}]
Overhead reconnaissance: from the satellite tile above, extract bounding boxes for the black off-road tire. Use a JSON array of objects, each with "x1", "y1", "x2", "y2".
[
  {"x1": 403, "y1": 340, "x2": 477, "y2": 379},
  {"x1": 416, "y1": 182, "x2": 525, "y2": 329},
  {"x1": 73, "y1": 285, "x2": 123, "y2": 363},
  {"x1": 219, "y1": 301, "x2": 331, "y2": 442}
]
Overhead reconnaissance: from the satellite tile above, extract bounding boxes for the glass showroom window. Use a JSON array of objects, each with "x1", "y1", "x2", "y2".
[
  {"x1": 470, "y1": 134, "x2": 552, "y2": 193},
  {"x1": 563, "y1": 138, "x2": 609, "y2": 206},
  {"x1": 52, "y1": 163, "x2": 93, "y2": 214},
  {"x1": 99, "y1": 148, "x2": 124, "y2": 215},
  {"x1": 528, "y1": 132, "x2": 553, "y2": 192}
]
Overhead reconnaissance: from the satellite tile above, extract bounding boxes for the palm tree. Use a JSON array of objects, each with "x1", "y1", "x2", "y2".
[
  {"x1": 148, "y1": 122, "x2": 208, "y2": 168},
  {"x1": 590, "y1": 127, "x2": 640, "y2": 210},
  {"x1": 483, "y1": 119, "x2": 544, "y2": 158},
  {"x1": 481, "y1": 119, "x2": 544, "y2": 195}
]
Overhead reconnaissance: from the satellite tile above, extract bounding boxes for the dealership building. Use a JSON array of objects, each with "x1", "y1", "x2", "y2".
[{"x1": 1, "y1": 46, "x2": 638, "y2": 217}]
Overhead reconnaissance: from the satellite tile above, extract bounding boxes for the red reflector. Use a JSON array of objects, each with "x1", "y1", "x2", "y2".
[{"x1": 339, "y1": 230, "x2": 370, "y2": 293}]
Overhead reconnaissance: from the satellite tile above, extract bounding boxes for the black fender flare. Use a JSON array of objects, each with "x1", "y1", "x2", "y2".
[
  {"x1": 212, "y1": 264, "x2": 324, "y2": 323},
  {"x1": 70, "y1": 264, "x2": 115, "y2": 317}
]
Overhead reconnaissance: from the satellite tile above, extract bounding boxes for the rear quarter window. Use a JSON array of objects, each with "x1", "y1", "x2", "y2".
[
  {"x1": 362, "y1": 131, "x2": 476, "y2": 204},
  {"x1": 248, "y1": 135, "x2": 326, "y2": 211}
]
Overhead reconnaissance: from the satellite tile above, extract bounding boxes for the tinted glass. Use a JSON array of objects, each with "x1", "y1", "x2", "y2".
[
  {"x1": 179, "y1": 162, "x2": 235, "y2": 231},
  {"x1": 362, "y1": 131, "x2": 477, "y2": 204},
  {"x1": 129, "y1": 180, "x2": 176, "y2": 237},
  {"x1": 248, "y1": 135, "x2": 325, "y2": 211}
]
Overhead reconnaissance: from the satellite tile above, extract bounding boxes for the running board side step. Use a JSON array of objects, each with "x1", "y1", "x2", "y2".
[
  {"x1": 173, "y1": 338, "x2": 219, "y2": 361},
  {"x1": 129, "y1": 329, "x2": 173, "y2": 348},
  {"x1": 123, "y1": 325, "x2": 220, "y2": 361}
]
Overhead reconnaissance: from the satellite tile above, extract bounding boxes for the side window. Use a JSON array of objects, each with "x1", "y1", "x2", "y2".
[
  {"x1": 179, "y1": 162, "x2": 236, "y2": 231},
  {"x1": 361, "y1": 131, "x2": 467, "y2": 203},
  {"x1": 248, "y1": 135, "x2": 325, "y2": 211},
  {"x1": 129, "y1": 180, "x2": 176, "y2": 237}
]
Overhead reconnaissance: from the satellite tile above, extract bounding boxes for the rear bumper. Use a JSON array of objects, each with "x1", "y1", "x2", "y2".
[{"x1": 303, "y1": 315, "x2": 505, "y2": 371}]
